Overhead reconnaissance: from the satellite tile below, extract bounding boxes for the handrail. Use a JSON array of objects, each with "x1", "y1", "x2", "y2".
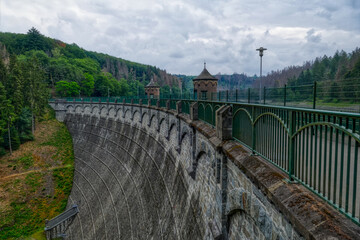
[
  {"x1": 45, "y1": 205, "x2": 79, "y2": 231},
  {"x1": 49, "y1": 97, "x2": 360, "y2": 118}
]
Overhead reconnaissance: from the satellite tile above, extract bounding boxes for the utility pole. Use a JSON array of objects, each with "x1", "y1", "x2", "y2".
[{"x1": 256, "y1": 47, "x2": 267, "y2": 103}]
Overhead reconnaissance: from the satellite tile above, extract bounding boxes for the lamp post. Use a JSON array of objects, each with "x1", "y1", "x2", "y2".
[{"x1": 256, "y1": 47, "x2": 267, "y2": 103}]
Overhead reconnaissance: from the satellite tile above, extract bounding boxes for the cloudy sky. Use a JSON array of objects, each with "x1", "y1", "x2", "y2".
[{"x1": 1, "y1": 0, "x2": 360, "y2": 75}]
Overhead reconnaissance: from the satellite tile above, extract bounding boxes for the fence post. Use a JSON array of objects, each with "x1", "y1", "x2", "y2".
[
  {"x1": 251, "y1": 106, "x2": 256, "y2": 154},
  {"x1": 190, "y1": 102, "x2": 198, "y2": 120},
  {"x1": 313, "y1": 81, "x2": 317, "y2": 109},
  {"x1": 235, "y1": 89, "x2": 238, "y2": 102},
  {"x1": 284, "y1": 84, "x2": 287, "y2": 106},
  {"x1": 176, "y1": 101, "x2": 182, "y2": 114},
  {"x1": 263, "y1": 87, "x2": 266, "y2": 105},
  {"x1": 248, "y1": 88, "x2": 250, "y2": 103},
  {"x1": 226, "y1": 90, "x2": 229, "y2": 102},
  {"x1": 288, "y1": 110, "x2": 295, "y2": 182},
  {"x1": 216, "y1": 105, "x2": 232, "y2": 140}
]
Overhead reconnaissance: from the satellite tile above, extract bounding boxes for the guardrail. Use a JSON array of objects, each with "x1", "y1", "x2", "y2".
[
  {"x1": 44, "y1": 205, "x2": 79, "y2": 239},
  {"x1": 50, "y1": 97, "x2": 360, "y2": 226}
]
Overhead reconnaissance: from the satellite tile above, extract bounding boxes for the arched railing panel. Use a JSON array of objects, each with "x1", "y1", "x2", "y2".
[
  {"x1": 232, "y1": 108, "x2": 253, "y2": 148},
  {"x1": 204, "y1": 104, "x2": 214, "y2": 126},
  {"x1": 253, "y1": 112, "x2": 290, "y2": 172},
  {"x1": 292, "y1": 120, "x2": 360, "y2": 221},
  {"x1": 198, "y1": 103, "x2": 205, "y2": 122}
]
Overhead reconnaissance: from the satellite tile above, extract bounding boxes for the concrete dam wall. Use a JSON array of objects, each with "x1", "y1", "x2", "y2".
[{"x1": 50, "y1": 100, "x2": 360, "y2": 240}]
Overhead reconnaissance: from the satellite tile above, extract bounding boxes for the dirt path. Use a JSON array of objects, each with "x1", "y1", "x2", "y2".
[{"x1": 0, "y1": 165, "x2": 72, "y2": 181}]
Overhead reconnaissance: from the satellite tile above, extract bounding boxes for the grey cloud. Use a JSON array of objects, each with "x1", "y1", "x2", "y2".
[
  {"x1": 316, "y1": 10, "x2": 332, "y2": 20},
  {"x1": 57, "y1": 10, "x2": 78, "y2": 23},
  {"x1": 169, "y1": 52, "x2": 184, "y2": 59},
  {"x1": 105, "y1": 27, "x2": 127, "y2": 37},
  {"x1": 306, "y1": 29, "x2": 321, "y2": 43},
  {"x1": 1, "y1": 0, "x2": 359, "y2": 76}
]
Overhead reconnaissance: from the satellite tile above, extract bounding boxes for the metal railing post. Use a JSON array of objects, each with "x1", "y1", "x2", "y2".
[
  {"x1": 251, "y1": 106, "x2": 256, "y2": 154},
  {"x1": 313, "y1": 81, "x2": 317, "y2": 109},
  {"x1": 288, "y1": 110, "x2": 295, "y2": 182},
  {"x1": 248, "y1": 88, "x2": 250, "y2": 103},
  {"x1": 284, "y1": 84, "x2": 287, "y2": 106},
  {"x1": 226, "y1": 90, "x2": 229, "y2": 102},
  {"x1": 235, "y1": 89, "x2": 238, "y2": 102},
  {"x1": 263, "y1": 87, "x2": 266, "y2": 105}
]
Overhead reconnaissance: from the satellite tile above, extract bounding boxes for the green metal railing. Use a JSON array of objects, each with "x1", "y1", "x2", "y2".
[
  {"x1": 230, "y1": 104, "x2": 360, "y2": 225},
  {"x1": 51, "y1": 96, "x2": 360, "y2": 225}
]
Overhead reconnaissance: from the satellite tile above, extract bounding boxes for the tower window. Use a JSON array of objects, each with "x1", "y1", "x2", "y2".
[{"x1": 201, "y1": 91, "x2": 207, "y2": 100}]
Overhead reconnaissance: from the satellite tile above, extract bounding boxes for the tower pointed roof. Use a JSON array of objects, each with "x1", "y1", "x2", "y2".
[
  {"x1": 146, "y1": 78, "x2": 159, "y2": 88},
  {"x1": 193, "y1": 62, "x2": 217, "y2": 81}
]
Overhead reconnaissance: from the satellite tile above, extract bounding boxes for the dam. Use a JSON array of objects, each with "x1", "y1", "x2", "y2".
[{"x1": 48, "y1": 98, "x2": 360, "y2": 239}]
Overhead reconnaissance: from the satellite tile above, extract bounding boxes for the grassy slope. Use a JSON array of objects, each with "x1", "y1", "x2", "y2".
[{"x1": 0, "y1": 118, "x2": 74, "y2": 239}]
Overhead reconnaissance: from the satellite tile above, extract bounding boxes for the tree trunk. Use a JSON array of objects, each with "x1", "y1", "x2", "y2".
[
  {"x1": 8, "y1": 121, "x2": 12, "y2": 155},
  {"x1": 31, "y1": 112, "x2": 35, "y2": 134},
  {"x1": 31, "y1": 101, "x2": 35, "y2": 134}
]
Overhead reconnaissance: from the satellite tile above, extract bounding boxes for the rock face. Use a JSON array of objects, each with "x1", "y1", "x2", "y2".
[
  {"x1": 0, "y1": 42, "x2": 10, "y2": 65},
  {"x1": 101, "y1": 56, "x2": 179, "y2": 87},
  {"x1": 53, "y1": 101, "x2": 360, "y2": 240}
]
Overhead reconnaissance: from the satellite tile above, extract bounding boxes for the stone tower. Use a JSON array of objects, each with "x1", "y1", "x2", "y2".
[
  {"x1": 193, "y1": 62, "x2": 218, "y2": 100},
  {"x1": 145, "y1": 78, "x2": 160, "y2": 99}
]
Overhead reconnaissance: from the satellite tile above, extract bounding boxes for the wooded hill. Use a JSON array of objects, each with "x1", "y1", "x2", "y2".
[
  {"x1": 178, "y1": 48, "x2": 360, "y2": 94},
  {"x1": 0, "y1": 28, "x2": 181, "y2": 156},
  {"x1": 253, "y1": 48, "x2": 360, "y2": 88},
  {"x1": 0, "y1": 28, "x2": 180, "y2": 98}
]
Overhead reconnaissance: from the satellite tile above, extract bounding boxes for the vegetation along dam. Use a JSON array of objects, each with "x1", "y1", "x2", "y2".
[{"x1": 48, "y1": 98, "x2": 360, "y2": 240}]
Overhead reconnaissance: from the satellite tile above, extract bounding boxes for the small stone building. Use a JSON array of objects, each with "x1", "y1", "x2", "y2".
[
  {"x1": 145, "y1": 78, "x2": 160, "y2": 98},
  {"x1": 193, "y1": 63, "x2": 218, "y2": 100}
]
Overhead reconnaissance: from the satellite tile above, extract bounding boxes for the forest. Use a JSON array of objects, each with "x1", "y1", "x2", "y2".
[
  {"x1": 258, "y1": 48, "x2": 360, "y2": 88},
  {"x1": 0, "y1": 48, "x2": 48, "y2": 156},
  {"x1": 0, "y1": 28, "x2": 181, "y2": 155},
  {"x1": 252, "y1": 48, "x2": 360, "y2": 104}
]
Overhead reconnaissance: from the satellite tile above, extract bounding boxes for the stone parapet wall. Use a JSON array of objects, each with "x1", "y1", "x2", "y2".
[{"x1": 50, "y1": 101, "x2": 360, "y2": 240}]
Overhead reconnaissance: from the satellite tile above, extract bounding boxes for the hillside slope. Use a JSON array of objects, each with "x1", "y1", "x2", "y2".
[
  {"x1": 0, "y1": 28, "x2": 180, "y2": 98},
  {"x1": 0, "y1": 118, "x2": 74, "y2": 239}
]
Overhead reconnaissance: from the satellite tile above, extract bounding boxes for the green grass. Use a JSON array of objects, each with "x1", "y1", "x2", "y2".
[
  {"x1": 53, "y1": 166, "x2": 74, "y2": 211},
  {"x1": 19, "y1": 155, "x2": 34, "y2": 169},
  {"x1": 8, "y1": 155, "x2": 34, "y2": 170},
  {"x1": 41, "y1": 122, "x2": 74, "y2": 165},
  {"x1": 25, "y1": 173, "x2": 44, "y2": 193},
  {"x1": 0, "y1": 202, "x2": 34, "y2": 239},
  {"x1": 0, "y1": 120, "x2": 75, "y2": 239},
  {"x1": 25, "y1": 230, "x2": 47, "y2": 240}
]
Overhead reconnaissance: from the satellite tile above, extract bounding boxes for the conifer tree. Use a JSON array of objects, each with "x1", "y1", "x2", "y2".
[{"x1": 21, "y1": 56, "x2": 48, "y2": 134}]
